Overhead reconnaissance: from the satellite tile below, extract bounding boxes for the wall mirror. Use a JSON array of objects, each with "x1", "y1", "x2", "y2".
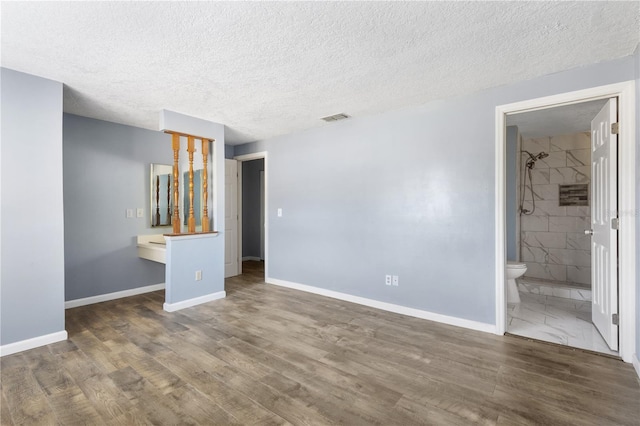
[
  {"x1": 183, "y1": 169, "x2": 203, "y2": 228},
  {"x1": 150, "y1": 164, "x2": 173, "y2": 227}
]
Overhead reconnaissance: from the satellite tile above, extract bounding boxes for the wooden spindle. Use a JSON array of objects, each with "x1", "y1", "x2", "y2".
[
  {"x1": 167, "y1": 174, "x2": 171, "y2": 224},
  {"x1": 201, "y1": 138, "x2": 210, "y2": 232},
  {"x1": 187, "y1": 136, "x2": 196, "y2": 233},
  {"x1": 172, "y1": 133, "x2": 181, "y2": 234},
  {"x1": 155, "y1": 175, "x2": 161, "y2": 226}
]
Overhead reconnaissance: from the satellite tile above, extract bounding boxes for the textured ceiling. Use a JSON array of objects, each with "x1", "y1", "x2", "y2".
[
  {"x1": 2, "y1": 2, "x2": 638, "y2": 145},
  {"x1": 507, "y1": 99, "x2": 609, "y2": 138}
]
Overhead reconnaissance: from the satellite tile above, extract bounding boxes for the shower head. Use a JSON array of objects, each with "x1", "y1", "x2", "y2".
[
  {"x1": 523, "y1": 150, "x2": 549, "y2": 162},
  {"x1": 536, "y1": 152, "x2": 549, "y2": 160}
]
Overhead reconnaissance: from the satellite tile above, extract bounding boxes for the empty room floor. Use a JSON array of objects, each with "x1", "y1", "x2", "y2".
[
  {"x1": 507, "y1": 292, "x2": 617, "y2": 356},
  {"x1": 2, "y1": 265, "x2": 639, "y2": 424}
]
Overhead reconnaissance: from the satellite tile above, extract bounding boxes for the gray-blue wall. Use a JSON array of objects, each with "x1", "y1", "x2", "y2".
[
  {"x1": 225, "y1": 144, "x2": 235, "y2": 159},
  {"x1": 1, "y1": 68, "x2": 66, "y2": 345},
  {"x1": 63, "y1": 114, "x2": 171, "y2": 301},
  {"x1": 236, "y1": 55, "x2": 635, "y2": 326},
  {"x1": 165, "y1": 236, "x2": 224, "y2": 304},
  {"x1": 242, "y1": 158, "x2": 264, "y2": 258},
  {"x1": 506, "y1": 126, "x2": 518, "y2": 261}
]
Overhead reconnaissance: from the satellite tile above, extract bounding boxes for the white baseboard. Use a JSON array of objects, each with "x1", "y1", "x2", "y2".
[
  {"x1": 242, "y1": 256, "x2": 262, "y2": 261},
  {"x1": 65, "y1": 283, "x2": 165, "y2": 309},
  {"x1": 163, "y1": 291, "x2": 226, "y2": 312},
  {"x1": 267, "y1": 277, "x2": 495, "y2": 334},
  {"x1": 0, "y1": 330, "x2": 68, "y2": 357},
  {"x1": 633, "y1": 353, "x2": 640, "y2": 380}
]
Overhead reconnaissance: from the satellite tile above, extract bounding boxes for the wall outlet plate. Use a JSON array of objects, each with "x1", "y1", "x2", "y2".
[
  {"x1": 126, "y1": 208, "x2": 134, "y2": 218},
  {"x1": 385, "y1": 275, "x2": 392, "y2": 286}
]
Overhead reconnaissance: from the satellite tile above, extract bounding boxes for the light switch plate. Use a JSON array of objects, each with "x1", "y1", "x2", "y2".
[
  {"x1": 136, "y1": 208, "x2": 144, "y2": 218},
  {"x1": 126, "y1": 209, "x2": 134, "y2": 218},
  {"x1": 277, "y1": 208, "x2": 283, "y2": 217}
]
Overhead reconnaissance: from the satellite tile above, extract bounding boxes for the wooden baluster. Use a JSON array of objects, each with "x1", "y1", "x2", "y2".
[
  {"x1": 155, "y1": 175, "x2": 161, "y2": 226},
  {"x1": 167, "y1": 174, "x2": 172, "y2": 224},
  {"x1": 172, "y1": 133, "x2": 181, "y2": 234},
  {"x1": 201, "y1": 138, "x2": 210, "y2": 232},
  {"x1": 187, "y1": 136, "x2": 196, "y2": 233}
]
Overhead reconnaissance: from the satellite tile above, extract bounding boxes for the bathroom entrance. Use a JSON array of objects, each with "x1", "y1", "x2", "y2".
[
  {"x1": 495, "y1": 81, "x2": 636, "y2": 363},
  {"x1": 504, "y1": 98, "x2": 617, "y2": 355}
]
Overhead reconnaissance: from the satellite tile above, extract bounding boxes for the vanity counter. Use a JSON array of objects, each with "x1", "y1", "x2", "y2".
[{"x1": 137, "y1": 234, "x2": 167, "y2": 264}]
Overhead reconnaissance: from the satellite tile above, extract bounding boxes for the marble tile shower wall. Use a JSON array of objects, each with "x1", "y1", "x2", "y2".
[{"x1": 520, "y1": 132, "x2": 591, "y2": 286}]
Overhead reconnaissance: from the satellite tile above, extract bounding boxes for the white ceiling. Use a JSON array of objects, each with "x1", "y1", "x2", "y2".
[
  {"x1": 2, "y1": 2, "x2": 638, "y2": 145},
  {"x1": 506, "y1": 99, "x2": 609, "y2": 138}
]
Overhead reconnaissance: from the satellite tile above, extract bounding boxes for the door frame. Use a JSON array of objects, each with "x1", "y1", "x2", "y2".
[
  {"x1": 494, "y1": 81, "x2": 636, "y2": 363},
  {"x1": 224, "y1": 158, "x2": 239, "y2": 278},
  {"x1": 234, "y1": 152, "x2": 269, "y2": 279}
]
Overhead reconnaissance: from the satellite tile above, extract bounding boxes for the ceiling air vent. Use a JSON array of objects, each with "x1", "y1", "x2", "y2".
[{"x1": 321, "y1": 113, "x2": 350, "y2": 122}]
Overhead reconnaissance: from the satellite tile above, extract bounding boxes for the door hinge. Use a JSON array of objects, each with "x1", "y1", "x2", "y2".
[
  {"x1": 611, "y1": 122, "x2": 619, "y2": 134},
  {"x1": 612, "y1": 313, "x2": 619, "y2": 325},
  {"x1": 611, "y1": 218, "x2": 619, "y2": 230}
]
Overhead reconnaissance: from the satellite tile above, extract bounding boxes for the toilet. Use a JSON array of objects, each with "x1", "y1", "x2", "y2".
[{"x1": 506, "y1": 261, "x2": 527, "y2": 303}]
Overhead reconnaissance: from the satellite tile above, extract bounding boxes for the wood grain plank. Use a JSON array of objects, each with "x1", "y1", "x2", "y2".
[
  {"x1": 47, "y1": 385, "x2": 104, "y2": 425},
  {"x1": 1, "y1": 365, "x2": 56, "y2": 425},
  {"x1": 156, "y1": 349, "x2": 279, "y2": 424},
  {"x1": 108, "y1": 366, "x2": 198, "y2": 425},
  {"x1": 1, "y1": 388, "x2": 15, "y2": 426}
]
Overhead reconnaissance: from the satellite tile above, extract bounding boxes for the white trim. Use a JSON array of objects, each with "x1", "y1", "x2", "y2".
[
  {"x1": 495, "y1": 107, "x2": 507, "y2": 335},
  {"x1": 242, "y1": 256, "x2": 262, "y2": 262},
  {"x1": 0, "y1": 331, "x2": 68, "y2": 357},
  {"x1": 234, "y1": 152, "x2": 268, "y2": 162},
  {"x1": 267, "y1": 277, "x2": 495, "y2": 334},
  {"x1": 495, "y1": 81, "x2": 636, "y2": 363},
  {"x1": 65, "y1": 283, "x2": 166, "y2": 309},
  {"x1": 234, "y1": 151, "x2": 269, "y2": 280},
  {"x1": 633, "y1": 354, "x2": 640, "y2": 380},
  {"x1": 163, "y1": 290, "x2": 226, "y2": 312}
]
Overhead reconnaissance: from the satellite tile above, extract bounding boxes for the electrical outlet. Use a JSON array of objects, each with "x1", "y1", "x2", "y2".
[
  {"x1": 392, "y1": 275, "x2": 399, "y2": 286},
  {"x1": 136, "y1": 208, "x2": 144, "y2": 218},
  {"x1": 385, "y1": 275, "x2": 392, "y2": 286},
  {"x1": 195, "y1": 270, "x2": 202, "y2": 281},
  {"x1": 125, "y1": 208, "x2": 134, "y2": 218}
]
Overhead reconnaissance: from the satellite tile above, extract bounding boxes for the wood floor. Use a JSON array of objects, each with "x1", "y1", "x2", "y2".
[{"x1": 2, "y1": 261, "x2": 639, "y2": 425}]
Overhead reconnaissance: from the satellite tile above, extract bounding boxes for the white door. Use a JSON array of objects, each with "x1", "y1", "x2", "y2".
[
  {"x1": 590, "y1": 99, "x2": 618, "y2": 350},
  {"x1": 225, "y1": 159, "x2": 239, "y2": 278}
]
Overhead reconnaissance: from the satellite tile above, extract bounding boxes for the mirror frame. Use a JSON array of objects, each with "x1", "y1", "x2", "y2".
[{"x1": 150, "y1": 164, "x2": 173, "y2": 227}]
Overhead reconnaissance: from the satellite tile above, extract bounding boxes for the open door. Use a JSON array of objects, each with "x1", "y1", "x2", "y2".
[
  {"x1": 589, "y1": 98, "x2": 618, "y2": 350},
  {"x1": 225, "y1": 159, "x2": 239, "y2": 277}
]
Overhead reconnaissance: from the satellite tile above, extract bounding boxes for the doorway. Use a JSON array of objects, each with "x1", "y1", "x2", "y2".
[
  {"x1": 235, "y1": 152, "x2": 268, "y2": 280},
  {"x1": 495, "y1": 81, "x2": 636, "y2": 363},
  {"x1": 505, "y1": 99, "x2": 615, "y2": 355},
  {"x1": 241, "y1": 158, "x2": 265, "y2": 262}
]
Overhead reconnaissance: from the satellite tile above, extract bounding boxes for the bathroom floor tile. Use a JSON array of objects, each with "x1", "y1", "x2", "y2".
[{"x1": 507, "y1": 291, "x2": 618, "y2": 357}]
